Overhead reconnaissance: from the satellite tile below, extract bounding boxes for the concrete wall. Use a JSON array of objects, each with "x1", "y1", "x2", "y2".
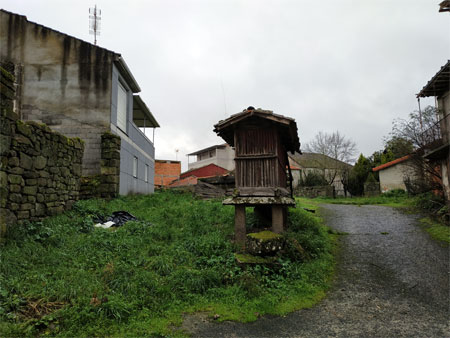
[
  {"x1": 216, "y1": 145, "x2": 236, "y2": 171},
  {"x1": 0, "y1": 10, "x2": 114, "y2": 176},
  {"x1": 379, "y1": 162, "x2": 415, "y2": 193}
]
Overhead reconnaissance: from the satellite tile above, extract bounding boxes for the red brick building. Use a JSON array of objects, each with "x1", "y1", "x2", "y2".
[{"x1": 154, "y1": 160, "x2": 181, "y2": 188}]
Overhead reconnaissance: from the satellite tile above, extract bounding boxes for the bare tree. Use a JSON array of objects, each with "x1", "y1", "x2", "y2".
[
  {"x1": 304, "y1": 131, "x2": 357, "y2": 188},
  {"x1": 390, "y1": 106, "x2": 443, "y2": 194},
  {"x1": 305, "y1": 131, "x2": 357, "y2": 164}
]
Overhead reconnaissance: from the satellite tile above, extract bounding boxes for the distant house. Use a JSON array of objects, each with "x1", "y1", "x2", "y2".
[
  {"x1": 288, "y1": 152, "x2": 352, "y2": 196},
  {"x1": 154, "y1": 160, "x2": 181, "y2": 188},
  {"x1": 180, "y1": 163, "x2": 228, "y2": 180},
  {"x1": 372, "y1": 155, "x2": 415, "y2": 193},
  {"x1": 0, "y1": 10, "x2": 159, "y2": 195},
  {"x1": 187, "y1": 144, "x2": 235, "y2": 171},
  {"x1": 416, "y1": 60, "x2": 450, "y2": 209}
]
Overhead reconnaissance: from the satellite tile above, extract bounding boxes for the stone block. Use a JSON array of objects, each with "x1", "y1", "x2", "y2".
[
  {"x1": 9, "y1": 203, "x2": 19, "y2": 211},
  {"x1": 23, "y1": 171, "x2": 39, "y2": 179},
  {"x1": 28, "y1": 196, "x2": 36, "y2": 203},
  {"x1": 37, "y1": 193, "x2": 44, "y2": 203},
  {"x1": 33, "y1": 155, "x2": 47, "y2": 170},
  {"x1": 26, "y1": 178, "x2": 37, "y2": 186},
  {"x1": 0, "y1": 135, "x2": 11, "y2": 155},
  {"x1": 8, "y1": 174, "x2": 24, "y2": 185},
  {"x1": 0, "y1": 171, "x2": 7, "y2": 186},
  {"x1": 14, "y1": 135, "x2": 32, "y2": 146},
  {"x1": 101, "y1": 166, "x2": 118, "y2": 175},
  {"x1": 9, "y1": 184, "x2": 21, "y2": 193},
  {"x1": 47, "y1": 206, "x2": 64, "y2": 216},
  {"x1": 20, "y1": 152, "x2": 32, "y2": 170},
  {"x1": 246, "y1": 231, "x2": 285, "y2": 256},
  {"x1": 49, "y1": 167, "x2": 59, "y2": 174},
  {"x1": 0, "y1": 207, "x2": 17, "y2": 226},
  {"x1": 38, "y1": 178, "x2": 47, "y2": 186},
  {"x1": 17, "y1": 210, "x2": 30, "y2": 219},
  {"x1": 8, "y1": 193, "x2": 22, "y2": 203},
  {"x1": 8, "y1": 157, "x2": 19, "y2": 167},
  {"x1": 39, "y1": 171, "x2": 50, "y2": 178},
  {"x1": 23, "y1": 186, "x2": 37, "y2": 195},
  {"x1": 35, "y1": 203, "x2": 46, "y2": 216},
  {"x1": 20, "y1": 203, "x2": 33, "y2": 210},
  {"x1": 0, "y1": 156, "x2": 7, "y2": 170},
  {"x1": 16, "y1": 121, "x2": 32, "y2": 137},
  {"x1": 8, "y1": 167, "x2": 24, "y2": 175},
  {"x1": 103, "y1": 175, "x2": 120, "y2": 184},
  {"x1": 60, "y1": 167, "x2": 70, "y2": 177},
  {"x1": 72, "y1": 164, "x2": 82, "y2": 176}
]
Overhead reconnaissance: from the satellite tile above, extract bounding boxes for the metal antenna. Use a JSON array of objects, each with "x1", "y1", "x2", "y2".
[{"x1": 89, "y1": 5, "x2": 101, "y2": 45}]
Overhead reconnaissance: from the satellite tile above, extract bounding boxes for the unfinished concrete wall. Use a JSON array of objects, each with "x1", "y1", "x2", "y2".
[
  {"x1": 1, "y1": 65, "x2": 84, "y2": 237},
  {"x1": 0, "y1": 10, "x2": 114, "y2": 176}
]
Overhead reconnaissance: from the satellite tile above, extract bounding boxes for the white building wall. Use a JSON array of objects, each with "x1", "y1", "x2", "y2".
[{"x1": 379, "y1": 162, "x2": 415, "y2": 193}]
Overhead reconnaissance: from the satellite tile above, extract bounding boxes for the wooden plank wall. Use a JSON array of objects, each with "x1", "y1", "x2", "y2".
[{"x1": 235, "y1": 126, "x2": 286, "y2": 188}]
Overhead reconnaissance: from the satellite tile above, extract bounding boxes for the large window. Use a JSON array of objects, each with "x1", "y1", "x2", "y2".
[{"x1": 117, "y1": 82, "x2": 128, "y2": 132}]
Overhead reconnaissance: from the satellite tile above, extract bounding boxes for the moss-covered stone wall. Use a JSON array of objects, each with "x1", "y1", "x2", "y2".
[
  {"x1": 0, "y1": 64, "x2": 84, "y2": 237},
  {"x1": 80, "y1": 132, "x2": 121, "y2": 199}
]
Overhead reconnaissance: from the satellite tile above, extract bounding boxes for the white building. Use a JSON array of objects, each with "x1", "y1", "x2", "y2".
[{"x1": 187, "y1": 144, "x2": 235, "y2": 171}]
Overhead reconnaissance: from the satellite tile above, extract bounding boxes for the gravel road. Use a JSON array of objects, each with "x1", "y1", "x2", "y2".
[{"x1": 183, "y1": 204, "x2": 450, "y2": 337}]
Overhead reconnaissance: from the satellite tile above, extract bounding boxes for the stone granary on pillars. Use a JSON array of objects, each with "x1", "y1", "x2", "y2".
[{"x1": 214, "y1": 107, "x2": 301, "y2": 247}]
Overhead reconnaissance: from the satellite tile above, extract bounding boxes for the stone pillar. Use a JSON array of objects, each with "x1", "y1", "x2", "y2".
[
  {"x1": 272, "y1": 205, "x2": 284, "y2": 234},
  {"x1": 235, "y1": 205, "x2": 246, "y2": 248}
]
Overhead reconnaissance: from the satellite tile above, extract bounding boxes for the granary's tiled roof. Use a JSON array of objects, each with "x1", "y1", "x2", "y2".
[{"x1": 214, "y1": 107, "x2": 300, "y2": 153}]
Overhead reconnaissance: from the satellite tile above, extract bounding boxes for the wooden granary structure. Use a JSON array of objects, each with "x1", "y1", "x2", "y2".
[{"x1": 214, "y1": 107, "x2": 301, "y2": 246}]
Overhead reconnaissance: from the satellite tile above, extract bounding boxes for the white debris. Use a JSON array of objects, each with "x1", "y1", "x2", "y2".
[{"x1": 94, "y1": 221, "x2": 116, "y2": 229}]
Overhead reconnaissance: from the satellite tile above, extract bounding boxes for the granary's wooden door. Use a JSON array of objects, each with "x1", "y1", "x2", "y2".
[{"x1": 234, "y1": 126, "x2": 287, "y2": 191}]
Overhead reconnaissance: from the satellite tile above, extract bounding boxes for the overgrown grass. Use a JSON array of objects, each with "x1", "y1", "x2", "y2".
[
  {"x1": 0, "y1": 191, "x2": 335, "y2": 337},
  {"x1": 418, "y1": 218, "x2": 450, "y2": 244}
]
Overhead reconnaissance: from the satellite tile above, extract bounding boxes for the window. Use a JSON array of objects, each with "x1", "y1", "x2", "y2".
[
  {"x1": 145, "y1": 164, "x2": 149, "y2": 182},
  {"x1": 117, "y1": 82, "x2": 128, "y2": 132},
  {"x1": 133, "y1": 156, "x2": 138, "y2": 178}
]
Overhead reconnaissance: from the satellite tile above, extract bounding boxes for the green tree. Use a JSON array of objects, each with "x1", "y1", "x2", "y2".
[{"x1": 348, "y1": 154, "x2": 371, "y2": 196}]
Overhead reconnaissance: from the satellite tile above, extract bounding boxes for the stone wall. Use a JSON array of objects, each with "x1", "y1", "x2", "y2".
[
  {"x1": 80, "y1": 132, "x2": 121, "y2": 199},
  {"x1": 1, "y1": 65, "x2": 84, "y2": 236},
  {"x1": 295, "y1": 185, "x2": 335, "y2": 198}
]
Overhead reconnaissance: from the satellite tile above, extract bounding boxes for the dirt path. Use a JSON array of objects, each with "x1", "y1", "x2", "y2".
[{"x1": 183, "y1": 204, "x2": 450, "y2": 337}]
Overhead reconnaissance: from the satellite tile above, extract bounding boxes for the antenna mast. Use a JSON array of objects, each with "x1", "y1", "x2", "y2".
[{"x1": 89, "y1": 5, "x2": 101, "y2": 45}]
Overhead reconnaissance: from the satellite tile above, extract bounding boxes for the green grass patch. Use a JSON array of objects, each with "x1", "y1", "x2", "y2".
[
  {"x1": 0, "y1": 191, "x2": 335, "y2": 336},
  {"x1": 419, "y1": 217, "x2": 450, "y2": 244}
]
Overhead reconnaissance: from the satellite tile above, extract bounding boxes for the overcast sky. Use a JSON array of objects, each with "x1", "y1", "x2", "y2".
[{"x1": 1, "y1": 0, "x2": 449, "y2": 171}]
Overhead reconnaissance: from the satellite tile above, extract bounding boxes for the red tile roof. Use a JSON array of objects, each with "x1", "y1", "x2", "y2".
[{"x1": 372, "y1": 155, "x2": 411, "y2": 172}]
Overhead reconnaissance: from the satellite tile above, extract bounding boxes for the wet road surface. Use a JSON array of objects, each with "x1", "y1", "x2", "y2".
[{"x1": 184, "y1": 204, "x2": 450, "y2": 337}]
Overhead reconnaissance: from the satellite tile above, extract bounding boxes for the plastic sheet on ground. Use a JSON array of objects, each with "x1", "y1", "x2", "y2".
[{"x1": 94, "y1": 211, "x2": 137, "y2": 228}]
